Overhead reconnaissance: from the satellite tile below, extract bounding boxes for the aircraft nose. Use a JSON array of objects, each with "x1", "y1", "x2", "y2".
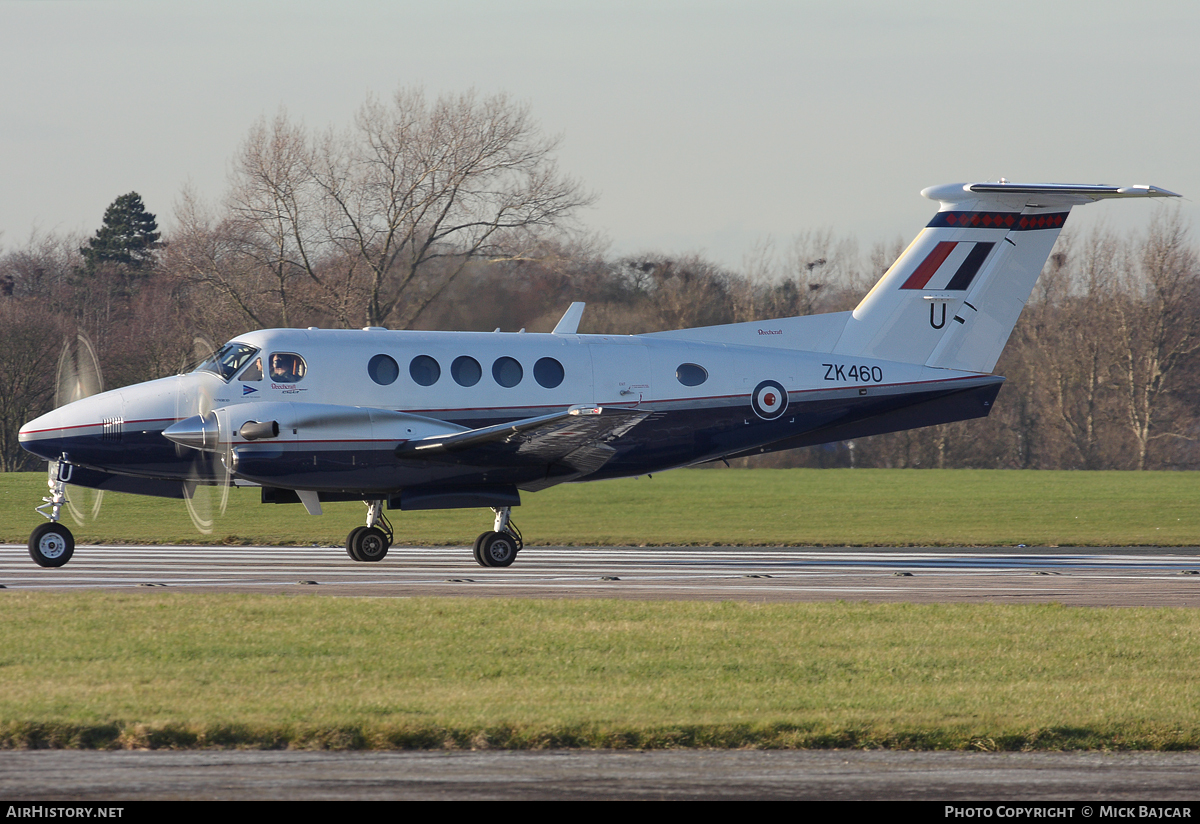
[
  {"x1": 18, "y1": 389, "x2": 126, "y2": 461},
  {"x1": 19, "y1": 405, "x2": 80, "y2": 459},
  {"x1": 18, "y1": 412, "x2": 56, "y2": 458}
]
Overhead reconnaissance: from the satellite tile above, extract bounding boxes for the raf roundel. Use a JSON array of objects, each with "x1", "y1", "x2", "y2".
[{"x1": 751, "y1": 379, "x2": 788, "y2": 420}]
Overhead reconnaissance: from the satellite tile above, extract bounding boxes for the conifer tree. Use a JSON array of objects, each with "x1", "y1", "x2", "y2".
[{"x1": 80, "y1": 192, "x2": 160, "y2": 273}]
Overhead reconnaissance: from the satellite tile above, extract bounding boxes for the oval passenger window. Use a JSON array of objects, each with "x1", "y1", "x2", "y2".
[
  {"x1": 492, "y1": 357, "x2": 523, "y2": 388},
  {"x1": 452, "y1": 356, "x2": 482, "y2": 387},
  {"x1": 534, "y1": 357, "x2": 565, "y2": 388},
  {"x1": 676, "y1": 363, "x2": 708, "y2": 387},
  {"x1": 368, "y1": 354, "x2": 399, "y2": 385},
  {"x1": 409, "y1": 355, "x2": 441, "y2": 386}
]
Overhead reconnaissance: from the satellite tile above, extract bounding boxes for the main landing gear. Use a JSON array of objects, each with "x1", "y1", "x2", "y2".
[
  {"x1": 473, "y1": 507, "x2": 523, "y2": 568},
  {"x1": 342, "y1": 502, "x2": 523, "y2": 568},
  {"x1": 345, "y1": 499, "x2": 393, "y2": 562},
  {"x1": 29, "y1": 460, "x2": 75, "y2": 567}
]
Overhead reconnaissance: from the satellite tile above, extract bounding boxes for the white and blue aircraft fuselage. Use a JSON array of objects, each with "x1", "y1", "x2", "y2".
[{"x1": 19, "y1": 181, "x2": 1178, "y2": 567}]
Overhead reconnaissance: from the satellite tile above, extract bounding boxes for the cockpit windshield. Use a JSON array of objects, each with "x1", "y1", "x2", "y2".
[{"x1": 193, "y1": 342, "x2": 260, "y2": 382}]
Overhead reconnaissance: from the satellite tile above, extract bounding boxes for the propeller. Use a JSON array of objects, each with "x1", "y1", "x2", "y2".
[
  {"x1": 55, "y1": 334, "x2": 104, "y2": 525},
  {"x1": 175, "y1": 335, "x2": 233, "y2": 534}
]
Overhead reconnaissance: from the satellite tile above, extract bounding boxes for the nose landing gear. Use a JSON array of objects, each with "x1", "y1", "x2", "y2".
[{"x1": 29, "y1": 459, "x2": 75, "y2": 567}]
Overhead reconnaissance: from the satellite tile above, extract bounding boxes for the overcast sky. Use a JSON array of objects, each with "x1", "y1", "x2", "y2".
[{"x1": 3, "y1": 0, "x2": 1196, "y2": 270}]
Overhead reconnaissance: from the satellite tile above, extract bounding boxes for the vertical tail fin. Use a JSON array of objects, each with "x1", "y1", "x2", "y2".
[{"x1": 831, "y1": 182, "x2": 1179, "y2": 373}]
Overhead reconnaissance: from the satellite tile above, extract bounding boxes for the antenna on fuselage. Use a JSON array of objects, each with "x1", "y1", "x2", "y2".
[{"x1": 552, "y1": 302, "x2": 586, "y2": 335}]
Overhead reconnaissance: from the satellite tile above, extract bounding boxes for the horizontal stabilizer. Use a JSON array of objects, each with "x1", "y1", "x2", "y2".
[{"x1": 926, "y1": 182, "x2": 1181, "y2": 205}]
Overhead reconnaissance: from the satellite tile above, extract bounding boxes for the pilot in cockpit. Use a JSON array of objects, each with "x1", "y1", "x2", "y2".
[
  {"x1": 240, "y1": 357, "x2": 263, "y2": 382},
  {"x1": 270, "y1": 353, "x2": 305, "y2": 382}
]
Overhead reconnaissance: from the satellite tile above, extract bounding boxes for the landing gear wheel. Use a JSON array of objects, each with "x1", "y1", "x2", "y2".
[
  {"x1": 29, "y1": 523, "x2": 74, "y2": 568},
  {"x1": 472, "y1": 532, "x2": 488, "y2": 566},
  {"x1": 346, "y1": 526, "x2": 367, "y2": 561},
  {"x1": 477, "y1": 531, "x2": 518, "y2": 568},
  {"x1": 350, "y1": 526, "x2": 389, "y2": 562}
]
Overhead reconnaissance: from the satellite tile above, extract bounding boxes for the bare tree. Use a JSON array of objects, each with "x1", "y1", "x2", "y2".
[
  {"x1": 1050, "y1": 232, "x2": 1123, "y2": 468},
  {"x1": 732, "y1": 231, "x2": 868, "y2": 323},
  {"x1": 1110, "y1": 210, "x2": 1200, "y2": 470},
  {"x1": 0, "y1": 299, "x2": 63, "y2": 471},
  {"x1": 0, "y1": 229, "x2": 84, "y2": 303},
  {"x1": 170, "y1": 186, "x2": 296, "y2": 330},
  {"x1": 203, "y1": 88, "x2": 593, "y2": 330},
  {"x1": 615, "y1": 254, "x2": 735, "y2": 331}
]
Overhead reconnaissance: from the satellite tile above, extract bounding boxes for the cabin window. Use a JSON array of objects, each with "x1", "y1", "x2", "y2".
[
  {"x1": 492, "y1": 356, "x2": 523, "y2": 388},
  {"x1": 269, "y1": 352, "x2": 307, "y2": 383},
  {"x1": 409, "y1": 355, "x2": 441, "y2": 386},
  {"x1": 534, "y1": 357, "x2": 565, "y2": 388},
  {"x1": 452, "y1": 356, "x2": 482, "y2": 387},
  {"x1": 676, "y1": 363, "x2": 708, "y2": 387},
  {"x1": 368, "y1": 354, "x2": 399, "y2": 385}
]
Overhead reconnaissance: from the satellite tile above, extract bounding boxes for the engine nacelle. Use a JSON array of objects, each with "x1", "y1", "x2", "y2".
[{"x1": 163, "y1": 401, "x2": 469, "y2": 491}]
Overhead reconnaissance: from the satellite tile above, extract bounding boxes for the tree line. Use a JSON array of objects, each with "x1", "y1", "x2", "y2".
[{"x1": 2, "y1": 87, "x2": 1197, "y2": 473}]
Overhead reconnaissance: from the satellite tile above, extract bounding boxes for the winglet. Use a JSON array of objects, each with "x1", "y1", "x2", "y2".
[{"x1": 553, "y1": 302, "x2": 586, "y2": 335}]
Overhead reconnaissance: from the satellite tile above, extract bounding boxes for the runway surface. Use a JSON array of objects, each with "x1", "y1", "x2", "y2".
[{"x1": 3, "y1": 543, "x2": 1200, "y2": 606}]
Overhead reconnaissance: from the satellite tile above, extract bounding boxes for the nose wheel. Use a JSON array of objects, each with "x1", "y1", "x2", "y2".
[{"x1": 29, "y1": 522, "x2": 75, "y2": 568}]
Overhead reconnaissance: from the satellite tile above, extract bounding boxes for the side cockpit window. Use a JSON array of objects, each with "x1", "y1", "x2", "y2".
[
  {"x1": 239, "y1": 357, "x2": 263, "y2": 382},
  {"x1": 269, "y1": 352, "x2": 307, "y2": 383}
]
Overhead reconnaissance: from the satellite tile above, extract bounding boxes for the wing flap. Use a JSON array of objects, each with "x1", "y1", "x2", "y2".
[{"x1": 395, "y1": 404, "x2": 649, "y2": 476}]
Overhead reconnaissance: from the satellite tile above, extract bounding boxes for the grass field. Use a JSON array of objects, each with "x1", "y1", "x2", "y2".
[
  {"x1": 2, "y1": 594, "x2": 1199, "y2": 751},
  {"x1": 2, "y1": 467, "x2": 1199, "y2": 547}
]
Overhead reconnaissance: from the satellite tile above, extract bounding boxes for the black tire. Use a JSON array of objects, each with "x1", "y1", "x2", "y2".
[
  {"x1": 29, "y1": 523, "x2": 74, "y2": 568},
  {"x1": 472, "y1": 532, "x2": 488, "y2": 566},
  {"x1": 479, "y1": 531, "x2": 517, "y2": 568},
  {"x1": 352, "y1": 526, "x2": 389, "y2": 562},
  {"x1": 346, "y1": 526, "x2": 367, "y2": 561}
]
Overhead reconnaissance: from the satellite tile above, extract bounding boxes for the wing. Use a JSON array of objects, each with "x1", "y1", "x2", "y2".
[{"x1": 395, "y1": 404, "x2": 649, "y2": 489}]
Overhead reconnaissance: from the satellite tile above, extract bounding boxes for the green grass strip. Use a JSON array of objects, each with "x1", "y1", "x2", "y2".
[
  {"x1": 2, "y1": 594, "x2": 1199, "y2": 751},
  {"x1": 3, "y1": 468, "x2": 1200, "y2": 547}
]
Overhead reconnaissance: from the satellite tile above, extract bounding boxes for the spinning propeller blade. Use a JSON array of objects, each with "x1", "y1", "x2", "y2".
[
  {"x1": 175, "y1": 335, "x2": 232, "y2": 534},
  {"x1": 55, "y1": 334, "x2": 104, "y2": 525}
]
